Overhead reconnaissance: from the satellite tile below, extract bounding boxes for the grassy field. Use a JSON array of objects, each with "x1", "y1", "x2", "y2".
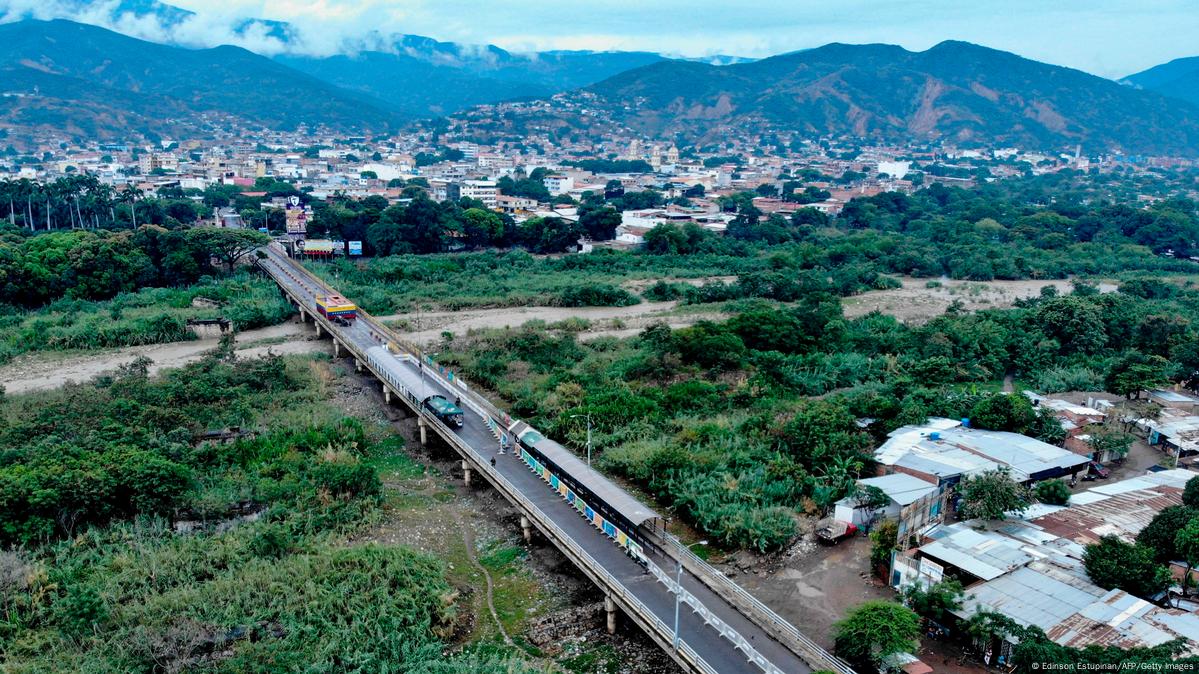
[{"x1": 0, "y1": 272, "x2": 292, "y2": 365}]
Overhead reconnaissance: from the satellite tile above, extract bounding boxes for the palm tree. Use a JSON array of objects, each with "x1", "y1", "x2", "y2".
[{"x1": 119, "y1": 185, "x2": 145, "y2": 230}]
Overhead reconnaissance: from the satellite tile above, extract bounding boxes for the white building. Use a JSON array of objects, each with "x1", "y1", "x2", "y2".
[
  {"x1": 543, "y1": 174, "x2": 575, "y2": 196},
  {"x1": 461, "y1": 180, "x2": 498, "y2": 208}
]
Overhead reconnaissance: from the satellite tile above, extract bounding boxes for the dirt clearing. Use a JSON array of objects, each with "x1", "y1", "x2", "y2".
[
  {"x1": 379, "y1": 301, "x2": 725, "y2": 347},
  {"x1": 0, "y1": 321, "x2": 323, "y2": 395},
  {"x1": 843, "y1": 277, "x2": 1118, "y2": 323}
]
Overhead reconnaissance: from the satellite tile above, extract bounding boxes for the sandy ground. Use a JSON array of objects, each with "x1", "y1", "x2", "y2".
[
  {"x1": 379, "y1": 301, "x2": 725, "y2": 347},
  {"x1": 733, "y1": 536, "x2": 893, "y2": 650},
  {"x1": 0, "y1": 300, "x2": 724, "y2": 395},
  {"x1": 0, "y1": 321, "x2": 324, "y2": 395},
  {"x1": 843, "y1": 277, "x2": 1119, "y2": 323}
]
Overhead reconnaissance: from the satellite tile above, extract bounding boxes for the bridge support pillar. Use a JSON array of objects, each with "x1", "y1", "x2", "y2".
[
  {"x1": 461, "y1": 460, "x2": 472, "y2": 487},
  {"x1": 333, "y1": 340, "x2": 340, "y2": 357},
  {"x1": 382, "y1": 384, "x2": 391, "y2": 404},
  {"x1": 418, "y1": 417, "x2": 427, "y2": 446},
  {"x1": 605, "y1": 595, "x2": 617, "y2": 634},
  {"x1": 520, "y1": 515, "x2": 532, "y2": 543},
  {"x1": 354, "y1": 359, "x2": 362, "y2": 372},
  {"x1": 314, "y1": 324, "x2": 322, "y2": 338},
  {"x1": 298, "y1": 308, "x2": 306, "y2": 323}
]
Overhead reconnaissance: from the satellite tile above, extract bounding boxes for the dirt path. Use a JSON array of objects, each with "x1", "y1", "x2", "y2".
[
  {"x1": 379, "y1": 302, "x2": 724, "y2": 346},
  {"x1": 454, "y1": 509, "x2": 513, "y2": 645},
  {"x1": 0, "y1": 321, "x2": 323, "y2": 395}
]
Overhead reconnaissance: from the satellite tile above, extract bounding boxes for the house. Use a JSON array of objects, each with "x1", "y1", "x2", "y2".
[
  {"x1": 874, "y1": 418, "x2": 1089, "y2": 491},
  {"x1": 460, "y1": 180, "x2": 498, "y2": 208},
  {"x1": 833, "y1": 473, "x2": 942, "y2": 543},
  {"x1": 890, "y1": 469, "x2": 1199, "y2": 666},
  {"x1": 1141, "y1": 407, "x2": 1199, "y2": 463}
]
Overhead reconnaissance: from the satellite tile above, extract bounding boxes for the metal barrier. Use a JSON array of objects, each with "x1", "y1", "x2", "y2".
[
  {"x1": 256, "y1": 250, "x2": 846, "y2": 674},
  {"x1": 670, "y1": 539, "x2": 857, "y2": 674}
]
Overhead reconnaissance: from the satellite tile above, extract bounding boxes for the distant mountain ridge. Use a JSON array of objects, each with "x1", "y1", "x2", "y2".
[
  {"x1": 0, "y1": 20, "x2": 402, "y2": 139},
  {"x1": 1124, "y1": 57, "x2": 1199, "y2": 108},
  {"x1": 578, "y1": 41, "x2": 1199, "y2": 155},
  {"x1": 0, "y1": 1, "x2": 752, "y2": 119}
]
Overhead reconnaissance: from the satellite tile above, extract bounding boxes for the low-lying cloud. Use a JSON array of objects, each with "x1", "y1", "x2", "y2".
[{"x1": 1, "y1": 0, "x2": 1198, "y2": 77}]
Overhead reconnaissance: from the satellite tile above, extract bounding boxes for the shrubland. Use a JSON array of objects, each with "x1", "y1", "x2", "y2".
[
  {"x1": 0, "y1": 351, "x2": 530, "y2": 673},
  {"x1": 434, "y1": 274, "x2": 1199, "y2": 551}
]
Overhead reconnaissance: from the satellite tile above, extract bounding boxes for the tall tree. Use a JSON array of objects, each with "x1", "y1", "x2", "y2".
[
  {"x1": 957, "y1": 468, "x2": 1031, "y2": 520},
  {"x1": 833, "y1": 600, "x2": 921, "y2": 668}
]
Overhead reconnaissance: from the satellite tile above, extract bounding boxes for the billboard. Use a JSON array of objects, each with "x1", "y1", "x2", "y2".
[
  {"x1": 348, "y1": 240, "x2": 363, "y2": 256},
  {"x1": 302, "y1": 239, "x2": 334, "y2": 255},
  {"x1": 285, "y1": 196, "x2": 308, "y2": 237}
]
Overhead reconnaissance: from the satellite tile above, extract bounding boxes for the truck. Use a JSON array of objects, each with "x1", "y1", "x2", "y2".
[
  {"x1": 815, "y1": 518, "x2": 858, "y2": 545},
  {"x1": 422, "y1": 394, "x2": 464, "y2": 428},
  {"x1": 315, "y1": 294, "x2": 357, "y2": 321}
]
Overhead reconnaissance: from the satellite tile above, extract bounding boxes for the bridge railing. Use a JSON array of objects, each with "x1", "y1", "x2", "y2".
[
  {"x1": 669, "y1": 539, "x2": 857, "y2": 674},
  {"x1": 259, "y1": 251, "x2": 838, "y2": 674},
  {"x1": 422, "y1": 412, "x2": 720, "y2": 674}
]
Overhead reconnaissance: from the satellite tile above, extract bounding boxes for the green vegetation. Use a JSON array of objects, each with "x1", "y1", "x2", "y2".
[
  {"x1": 1033, "y1": 478, "x2": 1071, "y2": 506},
  {"x1": 1082, "y1": 535, "x2": 1171, "y2": 599},
  {"x1": 0, "y1": 272, "x2": 291, "y2": 364},
  {"x1": 305, "y1": 249, "x2": 767, "y2": 313},
  {"x1": 900, "y1": 579, "x2": 965, "y2": 624},
  {"x1": 832, "y1": 600, "x2": 921, "y2": 669},
  {"x1": 0, "y1": 351, "x2": 534, "y2": 672},
  {"x1": 957, "y1": 469, "x2": 1032, "y2": 520},
  {"x1": 429, "y1": 263, "x2": 1199, "y2": 549}
]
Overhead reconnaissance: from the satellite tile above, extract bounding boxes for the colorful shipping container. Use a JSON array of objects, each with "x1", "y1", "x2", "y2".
[{"x1": 315, "y1": 294, "x2": 357, "y2": 319}]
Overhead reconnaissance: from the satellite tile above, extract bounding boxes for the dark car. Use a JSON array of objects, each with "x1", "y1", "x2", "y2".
[
  {"x1": 1084, "y1": 461, "x2": 1111, "y2": 480},
  {"x1": 422, "y1": 394, "x2": 464, "y2": 428}
]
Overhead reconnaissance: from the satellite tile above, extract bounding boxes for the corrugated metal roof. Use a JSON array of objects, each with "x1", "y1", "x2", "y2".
[
  {"x1": 875, "y1": 420, "x2": 1087, "y2": 481},
  {"x1": 1033, "y1": 487, "x2": 1183, "y2": 545},
  {"x1": 958, "y1": 564, "x2": 1102, "y2": 631},
  {"x1": 920, "y1": 526, "x2": 1033, "y2": 580},
  {"x1": 858, "y1": 473, "x2": 938, "y2": 505}
]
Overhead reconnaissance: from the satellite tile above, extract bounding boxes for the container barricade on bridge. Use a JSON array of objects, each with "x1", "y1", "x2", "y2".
[{"x1": 256, "y1": 248, "x2": 850, "y2": 674}]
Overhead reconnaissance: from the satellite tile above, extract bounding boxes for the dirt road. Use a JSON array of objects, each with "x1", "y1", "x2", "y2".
[
  {"x1": 0, "y1": 322, "x2": 323, "y2": 395},
  {"x1": 378, "y1": 301, "x2": 724, "y2": 346}
]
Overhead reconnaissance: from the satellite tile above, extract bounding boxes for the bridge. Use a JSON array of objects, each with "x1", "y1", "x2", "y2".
[{"x1": 256, "y1": 245, "x2": 856, "y2": 674}]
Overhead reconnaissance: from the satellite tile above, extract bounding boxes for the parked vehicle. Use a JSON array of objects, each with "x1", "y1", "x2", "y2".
[
  {"x1": 422, "y1": 394, "x2": 464, "y2": 428},
  {"x1": 1083, "y1": 461, "x2": 1111, "y2": 481},
  {"x1": 815, "y1": 519, "x2": 858, "y2": 544}
]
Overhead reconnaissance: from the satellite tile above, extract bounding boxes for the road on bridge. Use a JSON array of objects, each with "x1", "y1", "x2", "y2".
[{"x1": 258, "y1": 247, "x2": 849, "y2": 674}]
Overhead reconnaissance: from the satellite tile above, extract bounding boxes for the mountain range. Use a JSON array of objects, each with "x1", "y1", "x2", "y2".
[
  {"x1": 0, "y1": 19, "x2": 401, "y2": 139},
  {"x1": 581, "y1": 41, "x2": 1199, "y2": 156},
  {"x1": 2, "y1": 13, "x2": 1199, "y2": 156},
  {"x1": 1125, "y1": 57, "x2": 1199, "y2": 109}
]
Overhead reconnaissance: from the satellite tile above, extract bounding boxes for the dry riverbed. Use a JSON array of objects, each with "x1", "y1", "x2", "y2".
[{"x1": 842, "y1": 276, "x2": 1118, "y2": 323}]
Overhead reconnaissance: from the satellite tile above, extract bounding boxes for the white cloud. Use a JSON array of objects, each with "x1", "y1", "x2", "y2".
[{"x1": 0, "y1": 0, "x2": 1196, "y2": 77}]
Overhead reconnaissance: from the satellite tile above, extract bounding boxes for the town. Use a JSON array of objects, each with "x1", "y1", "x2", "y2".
[{"x1": 5, "y1": 4, "x2": 1199, "y2": 674}]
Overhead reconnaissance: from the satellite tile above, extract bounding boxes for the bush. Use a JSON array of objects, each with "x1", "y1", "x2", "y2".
[
  {"x1": 556, "y1": 283, "x2": 640, "y2": 307},
  {"x1": 1034, "y1": 478, "x2": 1071, "y2": 506},
  {"x1": 642, "y1": 280, "x2": 689, "y2": 301}
]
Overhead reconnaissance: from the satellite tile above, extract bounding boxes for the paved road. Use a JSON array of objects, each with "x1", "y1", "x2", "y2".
[{"x1": 258, "y1": 249, "x2": 825, "y2": 674}]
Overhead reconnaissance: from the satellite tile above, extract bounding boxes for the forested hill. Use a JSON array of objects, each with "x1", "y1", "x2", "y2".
[
  {"x1": 0, "y1": 20, "x2": 402, "y2": 139},
  {"x1": 583, "y1": 41, "x2": 1199, "y2": 156},
  {"x1": 1125, "y1": 55, "x2": 1199, "y2": 108}
]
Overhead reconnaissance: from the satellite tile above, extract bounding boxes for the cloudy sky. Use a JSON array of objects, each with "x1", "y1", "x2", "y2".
[{"x1": 1, "y1": 0, "x2": 1196, "y2": 78}]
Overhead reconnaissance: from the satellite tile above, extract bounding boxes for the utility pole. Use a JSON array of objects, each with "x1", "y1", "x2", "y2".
[{"x1": 673, "y1": 540, "x2": 708, "y2": 651}]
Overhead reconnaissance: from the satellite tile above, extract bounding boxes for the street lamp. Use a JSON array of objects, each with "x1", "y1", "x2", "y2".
[
  {"x1": 673, "y1": 540, "x2": 708, "y2": 651},
  {"x1": 569, "y1": 413, "x2": 593, "y2": 467}
]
